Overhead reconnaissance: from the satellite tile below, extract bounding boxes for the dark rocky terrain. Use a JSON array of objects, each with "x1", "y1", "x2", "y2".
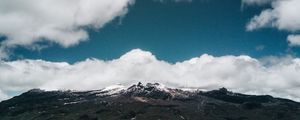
[{"x1": 0, "y1": 82, "x2": 299, "y2": 120}]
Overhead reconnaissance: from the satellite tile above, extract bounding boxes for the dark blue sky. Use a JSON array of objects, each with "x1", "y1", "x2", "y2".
[{"x1": 12, "y1": 0, "x2": 298, "y2": 63}]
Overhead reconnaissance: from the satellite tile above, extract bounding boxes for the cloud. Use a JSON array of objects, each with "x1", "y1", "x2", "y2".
[
  {"x1": 0, "y1": 49, "x2": 300, "y2": 102},
  {"x1": 0, "y1": 0, "x2": 134, "y2": 58},
  {"x1": 0, "y1": 90, "x2": 9, "y2": 101},
  {"x1": 288, "y1": 35, "x2": 300, "y2": 46},
  {"x1": 246, "y1": 9, "x2": 276, "y2": 31},
  {"x1": 246, "y1": 0, "x2": 300, "y2": 31},
  {"x1": 245, "y1": 0, "x2": 300, "y2": 46}
]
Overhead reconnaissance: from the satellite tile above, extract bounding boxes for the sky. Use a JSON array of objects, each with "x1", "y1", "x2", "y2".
[
  {"x1": 1, "y1": 0, "x2": 300, "y2": 101},
  {"x1": 4, "y1": 0, "x2": 297, "y2": 62}
]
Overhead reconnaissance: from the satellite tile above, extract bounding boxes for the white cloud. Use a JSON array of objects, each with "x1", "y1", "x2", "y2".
[
  {"x1": 288, "y1": 35, "x2": 300, "y2": 46},
  {"x1": 0, "y1": 90, "x2": 9, "y2": 101},
  {"x1": 246, "y1": 9, "x2": 276, "y2": 31},
  {"x1": 0, "y1": 0, "x2": 134, "y2": 57},
  {"x1": 245, "y1": 0, "x2": 300, "y2": 46},
  {"x1": 246, "y1": 0, "x2": 300, "y2": 31},
  {"x1": 1, "y1": 49, "x2": 300, "y2": 102}
]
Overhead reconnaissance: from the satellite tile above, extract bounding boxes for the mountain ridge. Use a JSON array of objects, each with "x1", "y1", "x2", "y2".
[{"x1": 0, "y1": 82, "x2": 299, "y2": 120}]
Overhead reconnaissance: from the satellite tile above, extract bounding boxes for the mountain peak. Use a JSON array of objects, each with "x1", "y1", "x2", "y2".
[
  {"x1": 1, "y1": 83, "x2": 300, "y2": 120},
  {"x1": 26, "y1": 88, "x2": 45, "y2": 94},
  {"x1": 124, "y1": 82, "x2": 172, "y2": 99},
  {"x1": 127, "y1": 82, "x2": 168, "y2": 92}
]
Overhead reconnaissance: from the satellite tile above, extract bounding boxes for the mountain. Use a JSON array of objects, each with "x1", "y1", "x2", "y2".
[{"x1": 0, "y1": 82, "x2": 299, "y2": 120}]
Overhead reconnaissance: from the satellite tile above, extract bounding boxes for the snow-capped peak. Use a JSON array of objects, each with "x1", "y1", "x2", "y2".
[
  {"x1": 91, "y1": 82, "x2": 195, "y2": 99},
  {"x1": 101, "y1": 84, "x2": 125, "y2": 92},
  {"x1": 145, "y1": 83, "x2": 169, "y2": 92},
  {"x1": 94, "y1": 84, "x2": 125, "y2": 96},
  {"x1": 126, "y1": 82, "x2": 169, "y2": 92}
]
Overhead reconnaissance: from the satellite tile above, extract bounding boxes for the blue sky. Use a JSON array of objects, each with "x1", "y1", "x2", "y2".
[{"x1": 8, "y1": 0, "x2": 296, "y2": 63}]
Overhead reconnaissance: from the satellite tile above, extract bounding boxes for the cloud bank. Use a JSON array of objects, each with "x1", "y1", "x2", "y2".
[
  {"x1": 288, "y1": 35, "x2": 300, "y2": 46},
  {"x1": 0, "y1": 0, "x2": 134, "y2": 58},
  {"x1": 244, "y1": 0, "x2": 300, "y2": 46},
  {"x1": 1, "y1": 49, "x2": 300, "y2": 101}
]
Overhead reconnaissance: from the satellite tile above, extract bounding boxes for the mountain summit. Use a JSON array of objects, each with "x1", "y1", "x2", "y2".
[{"x1": 0, "y1": 82, "x2": 299, "y2": 120}]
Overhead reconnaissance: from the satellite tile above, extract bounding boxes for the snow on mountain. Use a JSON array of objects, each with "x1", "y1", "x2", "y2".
[
  {"x1": 93, "y1": 84, "x2": 126, "y2": 97},
  {"x1": 2, "y1": 82, "x2": 300, "y2": 120}
]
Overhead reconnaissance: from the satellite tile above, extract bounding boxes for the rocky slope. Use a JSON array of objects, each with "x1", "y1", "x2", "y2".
[{"x1": 0, "y1": 82, "x2": 299, "y2": 120}]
